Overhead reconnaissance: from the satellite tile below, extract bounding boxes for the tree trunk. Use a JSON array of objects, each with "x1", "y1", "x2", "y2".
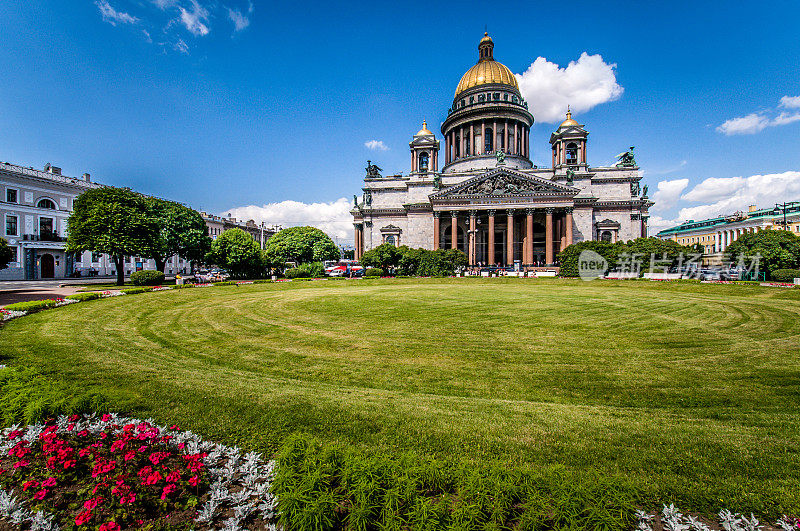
[
  {"x1": 155, "y1": 256, "x2": 166, "y2": 273},
  {"x1": 114, "y1": 254, "x2": 125, "y2": 286}
]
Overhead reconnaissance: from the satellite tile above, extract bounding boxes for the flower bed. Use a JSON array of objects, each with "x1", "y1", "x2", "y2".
[
  {"x1": 636, "y1": 504, "x2": 799, "y2": 531},
  {"x1": 1, "y1": 309, "x2": 27, "y2": 321},
  {"x1": 0, "y1": 413, "x2": 278, "y2": 530}
]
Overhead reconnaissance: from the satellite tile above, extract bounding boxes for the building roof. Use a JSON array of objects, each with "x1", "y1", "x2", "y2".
[
  {"x1": 656, "y1": 201, "x2": 800, "y2": 236},
  {"x1": 454, "y1": 33, "x2": 519, "y2": 97}
]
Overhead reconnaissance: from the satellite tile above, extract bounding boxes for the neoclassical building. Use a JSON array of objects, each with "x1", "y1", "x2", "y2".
[{"x1": 352, "y1": 33, "x2": 652, "y2": 268}]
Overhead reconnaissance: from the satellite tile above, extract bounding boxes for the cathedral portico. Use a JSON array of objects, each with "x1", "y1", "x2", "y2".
[{"x1": 351, "y1": 32, "x2": 652, "y2": 269}]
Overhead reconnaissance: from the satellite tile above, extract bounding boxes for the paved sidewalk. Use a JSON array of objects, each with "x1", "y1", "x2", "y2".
[{"x1": 0, "y1": 286, "x2": 86, "y2": 307}]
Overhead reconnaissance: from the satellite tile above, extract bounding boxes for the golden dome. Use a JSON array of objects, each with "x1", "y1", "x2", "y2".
[
  {"x1": 454, "y1": 33, "x2": 519, "y2": 97},
  {"x1": 416, "y1": 120, "x2": 433, "y2": 136},
  {"x1": 559, "y1": 108, "x2": 579, "y2": 128},
  {"x1": 454, "y1": 60, "x2": 518, "y2": 97}
]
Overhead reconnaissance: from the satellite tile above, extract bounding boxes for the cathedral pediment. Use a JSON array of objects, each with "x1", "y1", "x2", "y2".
[{"x1": 430, "y1": 168, "x2": 578, "y2": 200}]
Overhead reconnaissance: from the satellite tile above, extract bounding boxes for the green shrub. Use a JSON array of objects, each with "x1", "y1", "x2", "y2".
[
  {"x1": 130, "y1": 270, "x2": 166, "y2": 286},
  {"x1": 273, "y1": 435, "x2": 637, "y2": 531},
  {"x1": 0, "y1": 366, "x2": 109, "y2": 425},
  {"x1": 364, "y1": 268, "x2": 384, "y2": 277},
  {"x1": 770, "y1": 268, "x2": 800, "y2": 282},
  {"x1": 172, "y1": 283, "x2": 195, "y2": 289},
  {"x1": 253, "y1": 279, "x2": 273, "y2": 284},
  {"x1": 3, "y1": 299, "x2": 60, "y2": 312},
  {"x1": 66, "y1": 292, "x2": 101, "y2": 302},
  {"x1": 212, "y1": 281, "x2": 238, "y2": 286},
  {"x1": 120, "y1": 287, "x2": 152, "y2": 295},
  {"x1": 285, "y1": 267, "x2": 310, "y2": 279}
]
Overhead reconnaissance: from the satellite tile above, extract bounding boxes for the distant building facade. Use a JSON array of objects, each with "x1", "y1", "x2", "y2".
[
  {"x1": 351, "y1": 34, "x2": 652, "y2": 268},
  {"x1": 656, "y1": 202, "x2": 800, "y2": 263},
  {"x1": 1, "y1": 160, "x2": 276, "y2": 280}
]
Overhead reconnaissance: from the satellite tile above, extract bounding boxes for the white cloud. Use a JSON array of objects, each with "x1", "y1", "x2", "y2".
[
  {"x1": 364, "y1": 140, "x2": 389, "y2": 151},
  {"x1": 142, "y1": 29, "x2": 152, "y2": 43},
  {"x1": 647, "y1": 214, "x2": 681, "y2": 235},
  {"x1": 227, "y1": 8, "x2": 250, "y2": 31},
  {"x1": 676, "y1": 171, "x2": 800, "y2": 222},
  {"x1": 716, "y1": 112, "x2": 770, "y2": 135},
  {"x1": 515, "y1": 53, "x2": 623, "y2": 123},
  {"x1": 173, "y1": 38, "x2": 189, "y2": 54},
  {"x1": 223, "y1": 198, "x2": 354, "y2": 243},
  {"x1": 779, "y1": 95, "x2": 800, "y2": 109},
  {"x1": 152, "y1": 0, "x2": 178, "y2": 8},
  {"x1": 95, "y1": 0, "x2": 138, "y2": 25},
  {"x1": 717, "y1": 96, "x2": 800, "y2": 135},
  {"x1": 179, "y1": 0, "x2": 210, "y2": 36},
  {"x1": 651, "y1": 178, "x2": 689, "y2": 212}
]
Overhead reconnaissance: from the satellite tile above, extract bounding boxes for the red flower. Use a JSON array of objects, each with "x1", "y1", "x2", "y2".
[
  {"x1": 63, "y1": 459, "x2": 76, "y2": 469},
  {"x1": 75, "y1": 510, "x2": 93, "y2": 526},
  {"x1": 99, "y1": 522, "x2": 121, "y2": 531},
  {"x1": 143, "y1": 470, "x2": 162, "y2": 485},
  {"x1": 119, "y1": 493, "x2": 136, "y2": 505},
  {"x1": 33, "y1": 489, "x2": 48, "y2": 501},
  {"x1": 165, "y1": 470, "x2": 181, "y2": 482},
  {"x1": 22, "y1": 480, "x2": 39, "y2": 491},
  {"x1": 170, "y1": 424, "x2": 179, "y2": 431},
  {"x1": 101, "y1": 414, "x2": 112, "y2": 422},
  {"x1": 84, "y1": 496, "x2": 103, "y2": 510},
  {"x1": 160, "y1": 483, "x2": 177, "y2": 500},
  {"x1": 42, "y1": 477, "x2": 57, "y2": 487},
  {"x1": 123, "y1": 450, "x2": 136, "y2": 461},
  {"x1": 110, "y1": 439, "x2": 126, "y2": 452},
  {"x1": 188, "y1": 475, "x2": 200, "y2": 486},
  {"x1": 13, "y1": 459, "x2": 30, "y2": 469}
]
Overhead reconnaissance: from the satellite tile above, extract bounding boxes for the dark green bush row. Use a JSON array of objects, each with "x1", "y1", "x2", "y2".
[
  {"x1": 285, "y1": 267, "x2": 310, "y2": 279},
  {"x1": 3, "y1": 299, "x2": 60, "y2": 312},
  {"x1": 172, "y1": 284, "x2": 195, "y2": 289},
  {"x1": 120, "y1": 287, "x2": 153, "y2": 295},
  {"x1": 130, "y1": 270, "x2": 166, "y2": 286},
  {"x1": 273, "y1": 435, "x2": 637, "y2": 531},
  {"x1": 361, "y1": 244, "x2": 468, "y2": 277},
  {"x1": 364, "y1": 268, "x2": 384, "y2": 277},
  {"x1": 212, "y1": 281, "x2": 238, "y2": 286},
  {"x1": 66, "y1": 292, "x2": 101, "y2": 302},
  {"x1": 286, "y1": 262, "x2": 325, "y2": 279},
  {"x1": 771, "y1": 269, "x2": 800, "y2": 282},
  {"x1": 0, "y1": 366, "x2": 109, "y2": 425}
]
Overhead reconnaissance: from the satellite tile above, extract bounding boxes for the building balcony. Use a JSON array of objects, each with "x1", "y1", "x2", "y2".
[{"x1": 23, "y1": 232, "x2": 66, "y2": 242}]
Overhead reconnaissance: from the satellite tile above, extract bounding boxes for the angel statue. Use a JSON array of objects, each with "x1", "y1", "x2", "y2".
[
  {"x1": 566, "y1": 168, "x2": 575, "y2": 186},
  {"x1": 641, "y1": 184, "x2": 648, "y2": 198},
  {"x1": 365, "y1": 160, "x2": 383, "y2": 178},
  {"x1": 615, "y1": 146, "x2": 637, "y2": 168},
  {"x1": 353, "y1": 195, "x2": 359, "y2": 208},
  {"x1": 433, "y1": 174, "x2": 442, "y2": 190},
  {"x1": 630, "y1": 181, "x2": 641, "y2": 196},
  {"x1": 495, "y1": 150, "x2": 506, "y2": 165}
]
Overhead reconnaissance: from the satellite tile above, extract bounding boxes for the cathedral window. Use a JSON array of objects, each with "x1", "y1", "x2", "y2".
[
  {"x1": 493, "y1": 93, "x2": 500, "y2": 100},
  {"x1": 470, "y1": 96, "x2": 474, "y2": 104},
  {"x1": 566, "y1": 143, "x2": 578, "y2": 165},
  {"x1": 484, "y1": 128, "x2": 493, "y2": 153},
  {"x1": 504, "y1": 94, "x2": 508, "y2": 101},
  {"x1": 418, "y1": 152, "x2": 429, "y2": 171},
  {"x1": 600, "y1": 231, "x2": 613, "y2": 242}
]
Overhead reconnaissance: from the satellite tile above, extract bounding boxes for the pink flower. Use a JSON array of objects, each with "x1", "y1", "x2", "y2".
[
  {"x1": 188, "y1": 475, "x2": 200, "y2": 486},
  {"x1": 165, "y1": 470, "x2": 181, "y2": 482},
  {"x1": 142, "y1": 470, "x2": 162, "y2": 486},
  {"x1": 110, "y1": 439, "x2": 125, "y2": 452},
  {"x1": 75, "y1": 510, "x2": 93, "y2": 526},
  {"x1": 22, "y1": 480, "x2": 39, "y2": 491},
  {"x1": 63, "y1": 459, "x2": 76, "y2": 469},
  {"x1": 42, "y1": 477, "x2": 57, "y2": 487},
  {"x1": 13, "y1": 460, "x2": 29, "y2": 469},
  {"x1": 124, "y1": 450, "x2": 136, "y2": 461},
  {"x1": 160, "y1": 483, "x2": 177, "y2": 500},
  {"x1": 33, "y1": 489, "x2": 48, "y2": 501},
  {"x1": 99, "y1": 522, "x2": 121, "y2": 531},
  {"x1": 101, "y1": 414, "x2": 112, "y2": 422},
  {"x1": 119, "y1": 493, "x2": 136, "y2": 505},
  {"x1": 84, "y1": 496, "x2": 103, "y2": 510}
]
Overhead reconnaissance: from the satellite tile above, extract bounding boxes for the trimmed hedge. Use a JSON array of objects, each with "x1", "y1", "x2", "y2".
[
  {"x1": 273, "y1": 435, "x2": 637, "y2": 531},
  {"x1": 364, "y1": 268, "x2": 384, "y2": 277},
  {"x1": 172, "y1": 284, "x2": 195, "y2": 289},
  {"x1": 130, "y1": 270, "x2": 166, "y2": 286},
  {"x1": 212, "y1": 281, "x2": 238, "y2": 286},
  {"x1": 66, "y1": 292, "x2": 101, "y2": 302},
  {"x1": 771, "y1": 268, "x2": 800, "y2": 282},
  {"x1": 3, "y1": 299, "x2": 60, "y2": 312},
  {"x1": 120, "y1": 287, "x2": 153, "y2": 295},
  {"x1": 285, "y1": 268, "x2": 310, "y2": 279}
]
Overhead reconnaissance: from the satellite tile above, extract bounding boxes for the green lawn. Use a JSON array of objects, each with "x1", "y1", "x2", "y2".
[{"x1": 2, "y1": 278, "x2": 799, "y2": 516}]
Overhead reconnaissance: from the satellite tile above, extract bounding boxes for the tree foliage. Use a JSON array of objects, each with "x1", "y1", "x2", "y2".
[
  {"x1": 725, "y1": 229, "x2": 800, "y2": 279},
  {"x1": 360, "y1": 244, "x2": 402, "y2": 271},
  {"x1": 557, "y1": 241, "x2": 627, "y2": 277},
  {"x1": 0, "y1": 237, "x2": 13, "y2": 270},
  {"x1": 205, "y1": 228, "x2": 265, "y2": 279},
  {"x1": 143, "y1": 198, "x2": 212, "y2": 272},
  {"x1": 416, "y1": 248, "x2": 467, "y2": 277},
  {"x1": 557, "y1": 237, "x2": 698, "y2": 277},
  {"x1": 263, "y1": 226, "x2": 340, "y2": 266},
  {"x1": 66, "y1": 187, "x2": 159, "y2": 285}
]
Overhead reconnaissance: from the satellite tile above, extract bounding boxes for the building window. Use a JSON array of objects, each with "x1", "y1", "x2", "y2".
[
  {"x1": 455, "y1": 136, "x2": 460, "y2": 157},
  {"x1": 600, "y1": 231, "x2": 613, "y2": 242},
  {"x1": 37, "y1": 198, "x2": 57, "y2": 210},
  {"x1": 566, "y1": 143, "x2": 578, "y2": 165},
  {"x1": 484, "y1": 128, "x2": 493, "y2": 153},
  {"x1": 6, "y1": 189, "x2": 18, "y2": 204},
  {"x1": 92, "y1": 252, "x2": 101, "y2": 262},
  {"x1": 418, "y1": 151, "x2": 429, "y2": 171},
  {"x1": 6, "y1": 215, "x2": 17, "y2": 236},
  {"x1": 9, "y1": 246, "x2": 17, "y2": 263}
]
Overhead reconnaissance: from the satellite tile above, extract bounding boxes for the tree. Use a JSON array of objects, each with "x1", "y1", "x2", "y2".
[
  {"x1": 557, "y1": 241, "x2": 626, "y2": 277},
  {"x1": 417, "y1": 249, "x2": 467, "y2": 277},
  {"x1": 263, "y1": 226, "x2": 339, "y2": 265},
  {"x1": 143, "y1": 198, "x2": 212, "y2": 273},
  {"x1": 205, "y1": 228, "x2": 265, "y2": 279},
  {"x1": 0, "y1": 238, "x2": 12, "y2": 271},
  {"x1": 397, "y1": 246, "x2": 423, "y2": 276},
  {"x1": 360, "y1": 243, "x2": 402, "y2": 271},
  {"x1": 726, "y1": 229, "x2": 800, "y2": 279},
  {"x1": 66, "y1": 187, "x2": 159, "y2": 285}
]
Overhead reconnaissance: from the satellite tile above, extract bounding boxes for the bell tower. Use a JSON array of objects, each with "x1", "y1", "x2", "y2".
[
  {"x1": 409, "y1": 120, "x2": 440, "y2": 175},
  {"x1": 549, "y1": 108, "x2": 589, "y2": 171}
]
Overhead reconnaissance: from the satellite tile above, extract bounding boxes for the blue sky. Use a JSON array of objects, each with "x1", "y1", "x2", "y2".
[{"x1": 1, "y1": 1, "x2": 799, "y2": 239}]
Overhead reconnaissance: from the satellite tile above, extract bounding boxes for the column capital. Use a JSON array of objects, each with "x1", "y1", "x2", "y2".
[
  {"x1": 506, "y1": 208, "x2": 516, "y2": 216},
  {"x1": 565, "y1": 207, "x2": 574, "y2": 214},
  {"x1": 433, "y1": 211, "x2": 441, "y2": 218},
  {"x1": 468, "y1": 209, "x2": 478, "y2": 217},
  {"x1": 353, "y1": 222, "x2": 363, "y2": 229},
  {"x1": 545, "y1": 207, "x2": 555, "y2": 215},
  {"x1": 525, "y1": 208, "x2": 536, "y2": 216},
  {"x1": 487, "y1": 209, "x2": 496, "y2": 216},
  {"x1": 450, "y1": 210, "x2": 459, "y2": 218}
]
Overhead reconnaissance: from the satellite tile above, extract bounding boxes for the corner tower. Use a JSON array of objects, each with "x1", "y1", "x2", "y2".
[
  {"x1": 549, "y1": 108, "x2": 588, "y2": 171},
  {"x1": 440, "y1": 33, "x2": 534, "y2": 173},
  {"x1": 409, "y1": 121, "x2": 440, "y2": 175}
]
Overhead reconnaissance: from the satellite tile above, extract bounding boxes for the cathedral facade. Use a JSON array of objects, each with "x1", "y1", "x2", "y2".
[{"x1": 352, "y1": 33, "x2": 652, "y2": 268}]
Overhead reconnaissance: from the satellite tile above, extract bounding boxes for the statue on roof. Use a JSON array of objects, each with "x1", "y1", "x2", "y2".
[
  {"x1": 616, "y1": 146, "x2": 636, "y2": 168},
  {"x1": 365, "y1": 160, "x2": 382, "y2": 178},
  {"x1": 630, "y1": 181, "x2": 641, "y2": 196},
  {"x1": 433, "y1": 174, "x2": 441, "y2": 190},
  {"x1": 364, "y1": 190, "x2": 372, "y2": 206},
  {"x1": 566, "y1": 168, "x2": 575, "y2": 186}
]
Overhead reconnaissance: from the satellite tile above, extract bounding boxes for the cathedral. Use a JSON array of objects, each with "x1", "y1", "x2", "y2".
[{"x1": 351, "y1": 33, "x2": 652, "y2": 268}]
